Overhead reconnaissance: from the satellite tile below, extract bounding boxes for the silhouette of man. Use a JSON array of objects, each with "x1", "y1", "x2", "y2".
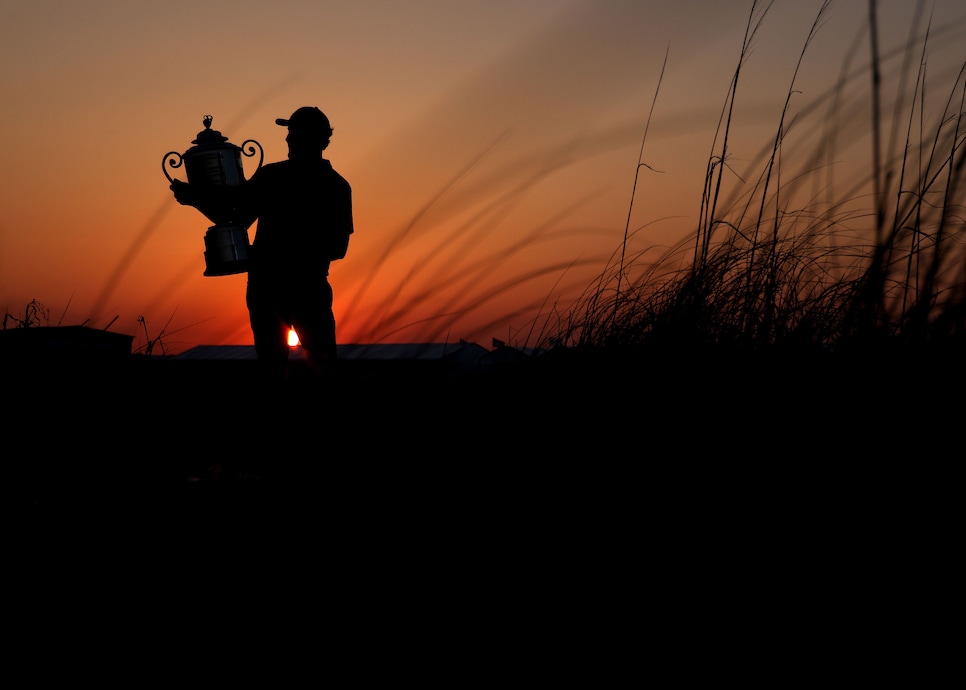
[{"x1": 171, "y1": 106, "x2": 354, "y2": 381}]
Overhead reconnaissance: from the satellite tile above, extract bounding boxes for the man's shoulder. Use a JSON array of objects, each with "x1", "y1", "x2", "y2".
[
  {"x1": 321, "y1": 160, "x2": 352, "y2": 189},
  {"x1": 330, "y1": 167, "x2": 351, "y2": 189},
  {"x1": 253, "y1": 158, "x2": 350, "y2": 188},
  {"x1": 251, "y1": 159, "x2": 290, "y2": 180}
]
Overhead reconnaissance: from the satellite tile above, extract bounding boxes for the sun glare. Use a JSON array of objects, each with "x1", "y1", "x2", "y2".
[{"x1": 287, "y1": 328, "x2": 300, "y2": 348}]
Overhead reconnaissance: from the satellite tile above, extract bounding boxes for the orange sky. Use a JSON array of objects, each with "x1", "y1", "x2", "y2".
[{"x1": 2, "y1": 0, "x2": 963, "y2": 354}]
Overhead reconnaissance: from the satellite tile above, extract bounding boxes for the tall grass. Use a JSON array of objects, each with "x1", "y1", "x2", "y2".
[{"x1": 531, "y1": 0, "x2": 966, "y2": 362}]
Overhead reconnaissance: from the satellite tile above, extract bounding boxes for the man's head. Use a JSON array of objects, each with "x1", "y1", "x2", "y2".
[{"x1": 276, "y1": 106, "x2": 333, "y2": 154}]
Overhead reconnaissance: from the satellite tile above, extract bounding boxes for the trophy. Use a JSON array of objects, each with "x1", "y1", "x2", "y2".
[{"x1": 162, "y1": 115, "x2": 263, "y2": 276}]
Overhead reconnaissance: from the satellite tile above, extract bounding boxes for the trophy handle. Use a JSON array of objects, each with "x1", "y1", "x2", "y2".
[
  {"x1": 240, "y1": 139, "x2": 264, "y2": 176},
  {"x1": 162, "y1": 151, "x2": 184, "y2": 184}
]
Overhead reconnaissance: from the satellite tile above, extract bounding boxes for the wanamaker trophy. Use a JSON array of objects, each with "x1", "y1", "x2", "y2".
[{"x1": 162, "y1": 115, "x2": 263, "y2": 276}]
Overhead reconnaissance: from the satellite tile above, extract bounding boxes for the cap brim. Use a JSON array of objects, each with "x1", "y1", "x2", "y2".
[{"x1": 275, "y1": 118, "x2": 290, "y2": 126}]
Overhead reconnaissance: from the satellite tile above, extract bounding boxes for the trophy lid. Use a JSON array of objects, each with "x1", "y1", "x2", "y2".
[{"x1": 191, "y1": 115, "x2": 229, "y2": 146}]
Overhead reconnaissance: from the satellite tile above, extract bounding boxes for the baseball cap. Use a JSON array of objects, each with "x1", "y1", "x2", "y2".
[{"x1": 275, "y1": 106, "x2": 332, "y2": 136}]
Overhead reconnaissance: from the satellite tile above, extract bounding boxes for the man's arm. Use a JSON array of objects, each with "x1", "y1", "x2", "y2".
[
  {"x1": 328, "y1": 186, "x2": 354, "y2": 261},
  {"x1": 170, "y1": 179, "x2": 257, "y2": 230}
]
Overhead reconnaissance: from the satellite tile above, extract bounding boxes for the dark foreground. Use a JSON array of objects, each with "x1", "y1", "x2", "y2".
[
  {"x1": 6, "y1": 344, "x2": 962, "y2": 554},
  {"x1": 5, "y1": 345, "x2": 958, "y2": 681}
]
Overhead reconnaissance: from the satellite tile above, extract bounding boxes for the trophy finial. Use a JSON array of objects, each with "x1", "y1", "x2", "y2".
[{"x1": 203, "y1": 115, "x2": 213, "y2": 130}]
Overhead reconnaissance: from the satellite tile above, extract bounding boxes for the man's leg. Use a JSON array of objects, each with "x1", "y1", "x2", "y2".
[
  {"x1": 247, "y1": 284, "x2": 290, "y2": 381},
  {"x1": 292, "y1": 282, "x2": 336, "y2": 378}
]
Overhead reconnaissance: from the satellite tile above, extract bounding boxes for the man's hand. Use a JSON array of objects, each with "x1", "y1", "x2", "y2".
[{"x1": 170, "y1": 179, "x2": 196, "y2": 206}]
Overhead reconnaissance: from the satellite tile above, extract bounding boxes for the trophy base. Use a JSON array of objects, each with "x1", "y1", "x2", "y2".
[{"x1": 203, "y1": 224, "x2": 250, "y2": 277}]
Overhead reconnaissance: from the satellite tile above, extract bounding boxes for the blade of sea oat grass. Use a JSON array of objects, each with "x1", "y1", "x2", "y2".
[
  {"x1": 696, "y1": 0, "x2": 773, "y2": 270},
  {"x1": 616, "y1": 43, "x2": 669, "y2": 305},
  {"x1": 363, "y1": 190, "x2": 610, "y2": 343},
  {"x1": 359, "y1": 141, "x2": 605, "y2": 337},
  {"x1": 338, "y1": 130, "x2": 511, "y2": 330}
]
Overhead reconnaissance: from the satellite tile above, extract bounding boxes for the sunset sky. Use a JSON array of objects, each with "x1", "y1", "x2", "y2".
[{"x1": 2, "y1": 0, "x2": 963, "y2": 354}]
